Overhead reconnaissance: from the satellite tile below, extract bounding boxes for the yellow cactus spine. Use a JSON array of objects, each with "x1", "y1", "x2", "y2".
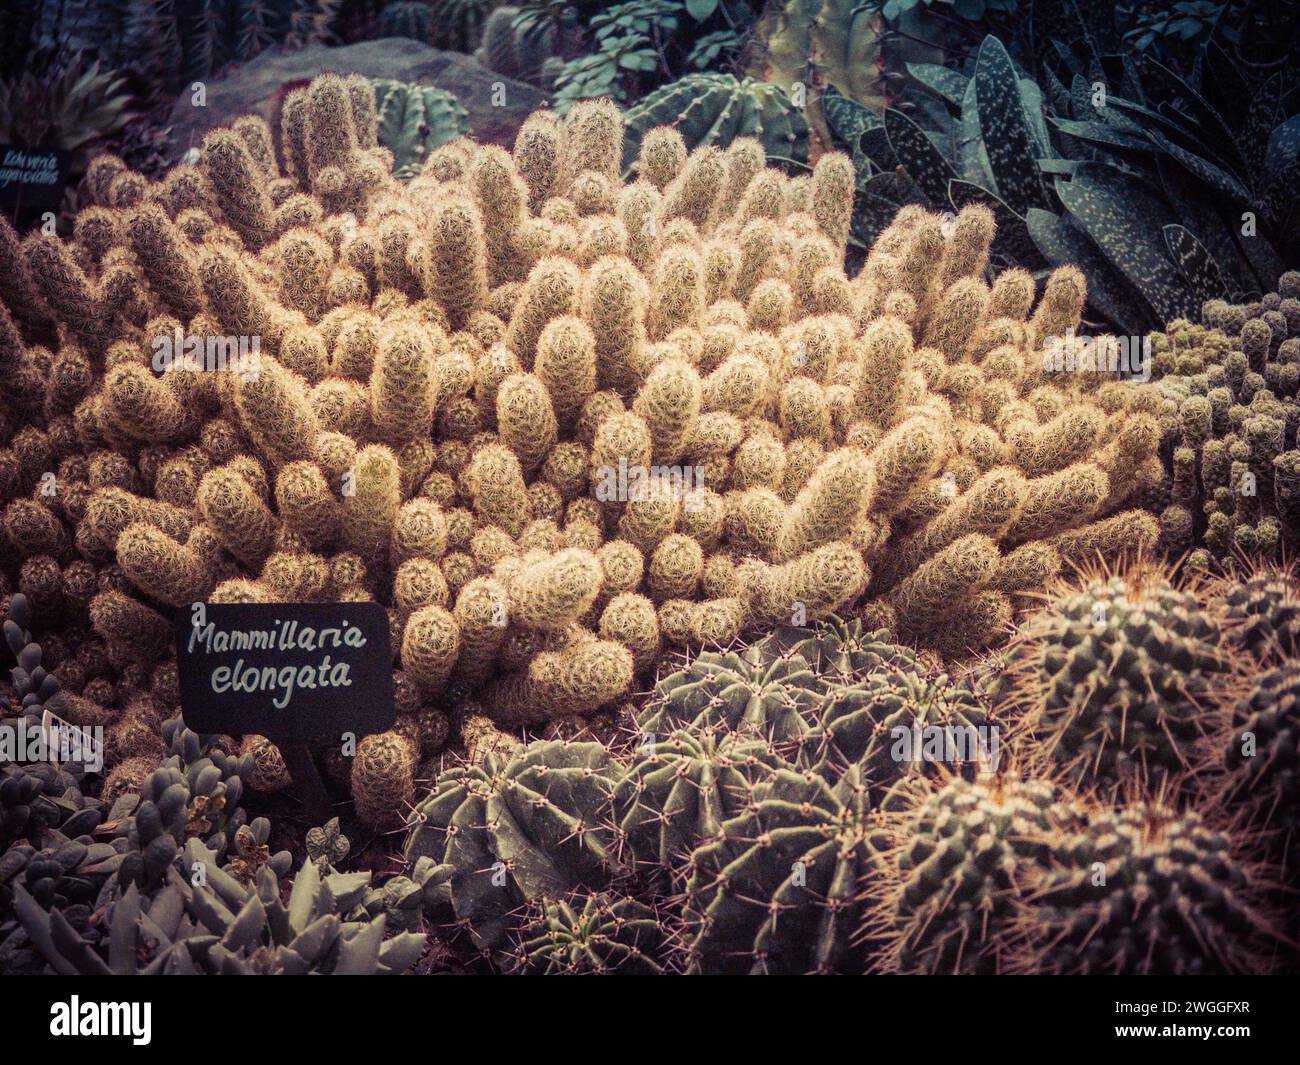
[
  {"x1": 561, "y1": 97, "x2": 624, "y2": 189},
  {"x1": 505, "y1": 256, "x2": 581, "y2": 367},
  {"x1": 938, "y1": 204, "x2": 996, "y2": 286},
  {"x1": 199, "y1": 128, "x2": 277, "y2": 250},
  {"x1": 426, "y1": 196, "x2": 489, "y2": 330},
  {"x1": 514, "y1": 111, "x2": 565, "y2": 212},
  {"x1": 470, "y1": 146, "x2": 528, "y2": 285},
  {"x1": 1028, "y1": 265, "x2": 1087, "y2": 348},
  {"x1": 351, "y1": 731, "x2": 416, "y2": 829},
  {"x1": 534, "y1": 315, "x2": 598, "y2": 430},
  {"x1": 923, "y1": 278, "x2": 991, "y2": 361},
  {"x1": 582, "y1": 255, "x2": 648, "y2": 395},
  {"x1": 598, "y1": 592, "x2": 660, "y2": 671},
  {"x1": 232, "y1": 354, "x2": 321, "y2": 468},
  {"x1": 870, "y1": 416, "x2": 947, "y2": 516},
  {"x1": 451, "y1": 576, "x2": 510, "y2": 687},
  {"x1": 638, "y1": 127, "x2": 687, "y2": 190},
  {"x1": 115, "y1": 523, "x2": 212, "y2": 606},
  {"x1": 370, "y1": 320, "x2": 438, "y2": 444},
  {"x1": 465, "y1": 442, "x2": 530, "y2": 537},
  {"x1": 497, "y1": 372, "x2": 559, "y2": 472},
  {"x1": 342, "y1": 444, "x2": 402, "y2": 565},
  {"x1": 401, "y1": 604, "x2": 460, "y2": 696},
  {"x1": 632, "y1": 357, "x2": 701, "y2": 464},
  {"x1": 510, "y1": 548, "x2": 604, "y2": 630},
  {"x1": 648, "y1": 244, "x2": 704, "y2": 341},
  {"x1": 1007, "y1": 462, "x2": 1109, "y2": 544},
  {"x1": 275, "y1": 462, "x2": 340, "y2": 548},
  {"x1": 777, "y1": 446, "x2": 875, "y2": 562},
  {"x1": 811, "y1": 152, "x2": 856, "y2": 255},
  {"x1": 662, "y1": 146, "x2": 725, "y2": 232},
  {"x1": 197, "y1": 465, "x2": 277, "y2": 568},
  {"x1": 888, "y1": 533, "x2": 998, "y2": 631}
]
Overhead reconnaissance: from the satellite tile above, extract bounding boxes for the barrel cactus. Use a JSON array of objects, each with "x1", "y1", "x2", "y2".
[
  {"x1": 1020, "y1": 803, "x2": 1282, "y2": 975},
  {"x1": 634, "y1": 649, "x2": 823, "y2": 743},
  {"x1": 373, "y1": 78, "x2": 471, "y2": 182},
  {"x1": 402, "y1": 739, "x2": 624, "y2": 949},
  {"x1": 993, "y1": 561, "x2": 1229, "y2": 790},
  {"x1": 680, "y1": 765, "x2": 874, "y2": 974},
  {"x1": 623, "y1": 73, "x2": 810, "y2": 172},
  {"x1": 867, "y1": 774, "x2": 1080, "y2": 975},
  {"x1": 512, "y1": 890, "x2": 668, "y2": 974},
  {"x1": 613, "y1": 726, "x2": 783, "y2": 872}
]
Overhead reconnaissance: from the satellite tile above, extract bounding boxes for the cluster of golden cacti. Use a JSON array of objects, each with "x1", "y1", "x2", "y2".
[{"x1": 0, "y1": 74, "x2": 1164, "y2": 824}]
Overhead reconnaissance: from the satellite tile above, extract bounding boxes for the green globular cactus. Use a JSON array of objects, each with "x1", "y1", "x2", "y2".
[
  {"x1": 745, "y1": 616, "x2": 918, "y2": 683},
  {"x1": 1214, "y1": 563, "x2": 1300, "y2": 664},
  {"x1": 403, "y1": 740, "x2": 624, "y2": 949},
  {"x1": 994, "y1": 563, "x2": 1229, "y2": 790},
  {"x1": 374, "y1": 79, "x2": 471, "y2": 182},
  {"x1": 1216, "y1": 669, "x2": 1300, "y2": 838},
  {"x1": 800, "y1": 667, "x2": 992, "y2": 791},
  {"x1": 634, "y1": 649, "x2": 823, "y2": 743},
  {"x1": 1021, "y1": 804, "x2": 1282, "y2": 975},
  {"x1": 868, "y1": 774, "x2": 1080, "y2": 975},
  {"x1": 680, "y1": 765, "x2": 874, "y2": 974},
  {"x1": 613, "y1": 727, "x2": 782, "y2": 872},
  {"x1": 377, "y1": 0, "x2": 435, "y2": 43},
  {"x1": 623, "y1": 75, "x2": 810, "y2": 174},
  {"x1": 512, "y1": 890, "x2": 668, "y2": 974}
]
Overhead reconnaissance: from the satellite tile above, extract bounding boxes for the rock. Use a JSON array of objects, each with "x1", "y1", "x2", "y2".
[{"x1": 166, "y1": 38, "x2": 549, "y2": 161}]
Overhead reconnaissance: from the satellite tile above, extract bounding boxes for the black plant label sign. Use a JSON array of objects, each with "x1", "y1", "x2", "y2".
[
  {"x1": 0, "y1": 146, "x2": 68, "y2": 223},
  {"x1": 174, "y1": 602, "x2": 394, "y2": 743}
]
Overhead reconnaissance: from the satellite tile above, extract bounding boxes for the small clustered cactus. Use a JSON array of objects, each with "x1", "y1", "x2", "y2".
[
  {"x1": 0, "y1": 73, "x2": 1170, "y2": 828},
  {"x1": 1151, "y1": 274, "x2": 1300, "y2": 563}
]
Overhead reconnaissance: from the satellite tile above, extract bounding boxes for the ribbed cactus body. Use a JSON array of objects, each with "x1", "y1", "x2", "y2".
[
  {"x1": 623, "y1": 75, "x2": 809, "y2": 173},
  {"x1": 374, "y1": 79, "x2": 471, "y2": 182}
]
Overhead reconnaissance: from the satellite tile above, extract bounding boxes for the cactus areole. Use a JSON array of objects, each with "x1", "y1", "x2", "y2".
[{"x1": 173, "y1": 601, "x2": 395, "y2": 742}]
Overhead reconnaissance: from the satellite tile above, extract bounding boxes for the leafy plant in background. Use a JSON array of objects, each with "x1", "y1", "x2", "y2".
[
  {"x1": 541, "y1": 0, "x2": 754, "y2": 110},
  {"x1": 820, "y1": 19, "x2": 1300, "y2": 335},
  {"x1": 0, "y1": 52, "x2": 136, "y2": 176},
  {"x1": 1121, "y1": 1, "x2": 1233, "y2": 54}
]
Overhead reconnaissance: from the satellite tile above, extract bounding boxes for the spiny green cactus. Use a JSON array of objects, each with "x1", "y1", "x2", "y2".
[
  {"x1": 1020, "y1": 803, "x2": 1282, "y2": 975},
  {"x1": 745, "y1": 616, "x2": 919, "y2": 682},
  {"x1": 373, "y1": 78, "x2": 471, "y2": 182},
  {"x1": 680, "y1": 764, "x2": 874, "y2": 974},
  {"x1": 634, "y1": 649, "x2": 823, "y2": 743},
  {"x1": 866, "y1": 773, "x2": 1080, "y2": 975},
  {"x1": 993, "y1": 560, "x2": 1229, "y2": 790},
  {"x1": 403, "y1": 739, "x2": 624, "y2": 949},
  {"x1": 1214, "y1": 563, "x2": 1300, "y2": 664},
  {"x1": 613, "y1": 726, "x2": 782, "y2": 872},
  {"x1": 512, "y1": 890, "x2": 668, "y2": 974},
  {"x1": 800, "y1": 666, "x2": 991, "y2": 790},
  {"x1": 623, "y1": 74, "x2": 809, "y2": 172}
]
